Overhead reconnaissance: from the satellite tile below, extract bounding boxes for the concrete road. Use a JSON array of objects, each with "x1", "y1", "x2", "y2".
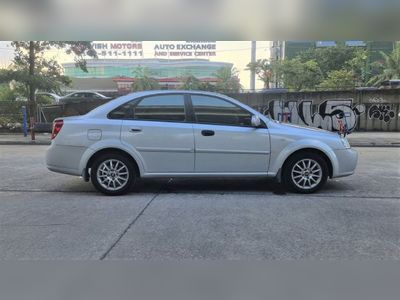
[{"x1": 0, "y1": 145, "x2": 399, "y2": 259}]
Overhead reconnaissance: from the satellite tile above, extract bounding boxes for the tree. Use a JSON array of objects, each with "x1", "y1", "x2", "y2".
[
  {"x1": 179, "y1": 74, "x2": 202, "y2": 90},
  {"x1": 368, "y1": 44, "x2": 400, "y2": 86},
  {"x1": 0, "y1": 41, "x2": 97, "y2": 139},
  {"x1": 198, "y1": 82, "x2": 217, "y2": 92},
  {"x1": 297, "y1": 45, "x2": 367, "y2": 77},
  {"x1": 246, "y1": 59, "x2": 274, "y2": 89},
  {"x1": 0, "y1": 82, "x2": 19, "y2": 101},
  {"x1": 178, "y1": 74, "x2": 216, "y2": 91},
  {"x1": 214, "y1": 67, "x2": 242, "y2": 93},
  {"x1": 345, "y1": 49, "x2": 370, "y2": 86},
  {"x1": 131, "y1": 66, "x2": 160, "y2": 91},
  {"x1": 275, "y1": 58, "x2": 323, "y2": 91},
  {"x1": 318, "y1": 69, "x2": 356, "y2": 90}
]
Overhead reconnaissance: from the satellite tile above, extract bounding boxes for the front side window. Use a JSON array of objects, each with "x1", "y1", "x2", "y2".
[
  {"x1": 191, "y1": 95, "x2": 252, "y2": 127},
  {"x1": 133, "y1": 95, "x2": 186, "y2": 122}
]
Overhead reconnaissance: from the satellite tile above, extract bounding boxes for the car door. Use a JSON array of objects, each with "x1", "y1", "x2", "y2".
[
  {"x1": 190, "y1": 94, "x2": 270, "y2": 173},
  {"x1": 120, "y1": 94, "x2": 195, "y2": 174}
]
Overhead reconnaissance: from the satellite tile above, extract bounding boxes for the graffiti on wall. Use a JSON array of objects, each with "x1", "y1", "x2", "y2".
[
  {"x1": 257, "y1": 99, "x2": 366, "y2": 132},
  {"x1": 368, "y1": 104, "x2": 395, "y2": 123}
]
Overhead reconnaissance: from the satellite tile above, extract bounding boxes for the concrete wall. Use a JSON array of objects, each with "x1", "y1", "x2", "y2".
[
  {"x1": 228, "y1": 89, "x2": 400, "y2": 132},
  {"x1": 39, "y1": 89, "x2": 400, "y2": 132}
]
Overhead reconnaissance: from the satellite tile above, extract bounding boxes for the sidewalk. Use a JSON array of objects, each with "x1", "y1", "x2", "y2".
[
  {"x1": 0, "y1": 133, "x2": 52, "y2": 145},
  {"x1": 346, "y1": 132, "x2": 400, "y2": 147},
  {"x1": 0, "y1": 132, "x2": 399, "y2": 147}
]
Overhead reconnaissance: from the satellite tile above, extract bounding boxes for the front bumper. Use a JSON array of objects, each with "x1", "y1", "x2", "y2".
[{"x1": 332, "y1": 148, "x2": 358, "y2": 178}]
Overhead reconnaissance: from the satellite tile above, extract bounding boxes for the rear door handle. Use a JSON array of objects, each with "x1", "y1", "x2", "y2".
[
  {"x1": 129, "y1": 127, "x2": 142, "y2": 132},
  {"x1": 201, "y1": 130, "x2": 215, "y2": 136}
]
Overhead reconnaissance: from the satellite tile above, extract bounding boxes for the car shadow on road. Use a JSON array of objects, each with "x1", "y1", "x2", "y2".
[
  {"x1": 134, "y1": 177, "x2": 288, "y2": 195},
  {"x1": 132, "y1": 177, "x2": 351, "y2": 196}
]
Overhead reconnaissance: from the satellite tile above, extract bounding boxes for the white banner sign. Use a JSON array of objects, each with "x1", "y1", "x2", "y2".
[{"x1": 153, "y1": 41, "x2": 217, "y2": 58}]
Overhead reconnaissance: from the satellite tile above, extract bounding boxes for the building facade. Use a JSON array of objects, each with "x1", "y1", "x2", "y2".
[{"x1": 63, "y1": 59, "x2": 232, "y2": 94}]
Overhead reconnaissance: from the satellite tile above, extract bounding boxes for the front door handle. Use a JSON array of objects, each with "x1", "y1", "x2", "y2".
[
  {"x1": 201, "y1": 130, "x2": 215, "y2": 136},
  {"x1": 129, "y1": 127, "x2": 142, "y2": 132}
]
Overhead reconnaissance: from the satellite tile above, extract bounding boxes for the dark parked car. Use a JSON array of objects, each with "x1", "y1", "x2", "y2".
[{"x1": 59, "y1": 92, "x2": 111, "y2": 104}]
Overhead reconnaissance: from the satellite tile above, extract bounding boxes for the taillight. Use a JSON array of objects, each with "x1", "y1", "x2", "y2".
[{"x1": 51, "y1": 119, "x2": 64, "y2": 140}]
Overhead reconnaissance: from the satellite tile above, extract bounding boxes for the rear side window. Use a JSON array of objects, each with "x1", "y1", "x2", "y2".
[
  {"x1": 108, "y1": 101, "x2": 135, "y2": 119},
  {"x1": 191, "y1": 95, "x2": 252, "y2": 127},
  {"x1": 133, "y1": 95, "x2": 186, "y2": 122}
]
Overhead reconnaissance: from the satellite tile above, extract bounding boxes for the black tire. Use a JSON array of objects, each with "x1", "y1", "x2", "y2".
[
  {"x1": 282, "y1": 152, "x2": 328, "y2": 193},
  {"x1": 90, "y1": 152, "x2": 136, "y2": 196}
]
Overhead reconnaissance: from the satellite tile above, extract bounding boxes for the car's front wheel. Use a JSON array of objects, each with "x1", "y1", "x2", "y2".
[
  {"x1": 283, "y1": 152, "x2": 328, "y2": 193},
  {"x1": 90, "y1": 153, "x2": 136, "y2": 196}
]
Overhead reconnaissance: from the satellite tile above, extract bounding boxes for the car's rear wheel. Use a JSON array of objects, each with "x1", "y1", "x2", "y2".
[
  {"x1": 283, "y1": 152, "x2": 328, "y2": 193},
  {"x1": 90, "y1": 153, "x2": 136, "y2": 196}
]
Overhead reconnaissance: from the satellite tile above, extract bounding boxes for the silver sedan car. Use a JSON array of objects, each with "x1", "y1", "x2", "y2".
[{"x1": 46, "y1": 90, "x2": 358, "y2": 195}]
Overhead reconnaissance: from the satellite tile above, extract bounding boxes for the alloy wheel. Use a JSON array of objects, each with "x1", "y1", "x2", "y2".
[
  {"x1": 96, "y1": 159, "x2": 130, "y2": 191},
  {"x1": 291, "y1": 158, "x2": 322, "y2": 190}
]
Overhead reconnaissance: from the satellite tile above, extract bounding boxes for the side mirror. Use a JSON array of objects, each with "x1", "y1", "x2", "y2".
[{"x1": 251, "y1": 115, "x2": 261, "y2": 127}]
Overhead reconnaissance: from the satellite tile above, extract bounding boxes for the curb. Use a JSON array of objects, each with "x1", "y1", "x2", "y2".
[
  {"x1": 349, "y1": 144, "x2": 400, "y2": 148},
  {"x1": 0, "y1": 141, "x2": 51, "y2": 145}
]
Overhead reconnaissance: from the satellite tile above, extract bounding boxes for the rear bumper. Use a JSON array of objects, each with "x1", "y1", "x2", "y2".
[
  {"x1": 47, "y1": 164, "x2": 81, "y2": 176},
  {"x1": 46, "y1": 143, "x2": 87, "y2": 176},
  {"x1": 332, "y1": 148, "x2": 358, "y2": 178}
]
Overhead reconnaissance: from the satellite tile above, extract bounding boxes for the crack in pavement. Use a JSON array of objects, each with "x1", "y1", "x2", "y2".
[{"x1": 98, "y1": 191, "x2": 161, "y2": 260}]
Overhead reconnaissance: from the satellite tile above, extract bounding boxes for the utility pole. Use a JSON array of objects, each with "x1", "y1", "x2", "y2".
[
  {"x1": 28, "y1": 41, "x2": 36, "y2": 140},
  {"x1": 271, "y1": 41, "x2": 284, "y2": 88},
  {"x1": 250, "y1": 41, "x2": 256, "y2": 91}
]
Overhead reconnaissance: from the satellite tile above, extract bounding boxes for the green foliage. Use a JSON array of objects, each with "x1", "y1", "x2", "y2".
[
  {"x1": 198, "y1": 82, "x2": 217, "y2": 92},
  {"x1": 0, "y1": 41, "x2": 97, "y2": 98},
  {"x1": 274, "y1": 58, "x2": 323, "y2": 91},
  {"x1": 214, "y1": 67, "x2": 242, "y2": 93},
  {"x1": 246, "y1": 59, "x2": 274, "y2": 89},
  {"x1": 0, "y1": 99, "x2": 27, "y2": 125},
  {"x1": 0, "y1": 83, "x2": 19, "y2": 101},
  {"x1": 345, "y1": 50, "x2": 370, "y2": 86},
  {"x1": 36, "y1": 94, "x2": 53, "y2": 105},
  {"x1": 297, "y1": 45, "x2": 367, "y2": 77},
  {"x1": 318, "y1": 69, "x2": 356, "y2": 90},
  {"x1": 179, "y1": 74, "x2": 202, "y2": 90},
  {"x1": 368, "y1": 44, "x2": 400, "y2": 86},
  {"x1": 131, "y1": 67, "x2": 160, "y2": 91},
  {"x1": 248, "y1": 45, "x2": 374, "y2": 91},
  {"x1": 178, "y1": 74, "x2": 216, "y2": 91}
]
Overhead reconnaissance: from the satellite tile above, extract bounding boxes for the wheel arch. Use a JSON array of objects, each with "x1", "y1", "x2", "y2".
[
  {"x1": 281, "y1": 148, "x2": 333, "y2": 180},
  {"x1": 85, "y1": 147, "x2": 142, "y2": 179}
]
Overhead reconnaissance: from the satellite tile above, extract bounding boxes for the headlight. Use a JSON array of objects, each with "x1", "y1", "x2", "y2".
[{"x1": 340, "y1": 137, "x2": 351, "y2": 149}]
